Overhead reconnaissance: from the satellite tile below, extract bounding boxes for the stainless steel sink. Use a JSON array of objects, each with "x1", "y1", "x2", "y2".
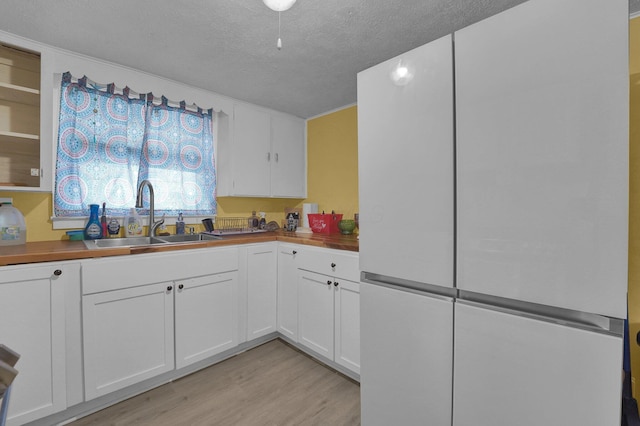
[
  {"x1": 156, "y1": 234, "x2": 221, "y2": 243},
  {"x1": 83, "y1": 236, "x2": 161, "y2": 250},
  {"x1": 83, "y1": 233, "x2": 221, "y2": 249}
]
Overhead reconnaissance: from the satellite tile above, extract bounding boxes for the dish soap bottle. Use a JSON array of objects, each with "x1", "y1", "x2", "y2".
[
  {"x1": 107, "y1": 218, "x2": 121, "y2": 238},
  {"x1": 259, "y1": 212, "x2": 266, "y2": 230},
  {"x1": 250, "y1": 211, "x2": 259, "y2": 229},
  {"x1": 125, "y1": 208, "x2": 143, "y2": 237},
  {"x1": 176, "y1": 212, "x2": 185, "y2": 235},
  {"x1": 84, "y1": 204, "x2": 102, "y2": 240}
]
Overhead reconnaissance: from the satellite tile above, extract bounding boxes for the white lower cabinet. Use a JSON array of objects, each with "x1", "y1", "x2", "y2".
[
  {"x1": 82, "y1": 281, "x2": 175, "y2": 400},
  {"x1": 334, "y1": 278, "x2": 360, "y2": 374},
  {"x1": 246, "y1": 243, "x2": 277, "y2": 340},
  {"x1": 175, "y1": 272, "x2": 239, "y2": 369},
  {"x1": 298, "y1": 270, "x2": 336, "y2": 359},
  {"x1": 0, "y1": 261, "x2": 79, "y2": 426},
  {"x1": 297, "y1": 248, "x2": 361, "y2": 374},
  {"x1": 277, "y1": 244, "x2": 301, "y2": 341},
  {"x1": 81, "y1": 247, "x2": 239, "y2": 400}
]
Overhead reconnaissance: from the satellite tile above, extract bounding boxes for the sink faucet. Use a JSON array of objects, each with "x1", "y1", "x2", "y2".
[{"x1": 135, "y1": 179, "x2": 164, "y2": 237}]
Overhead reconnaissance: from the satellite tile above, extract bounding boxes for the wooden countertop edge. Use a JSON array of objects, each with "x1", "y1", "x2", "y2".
[{"x1": 0, "y1": 232, "x2": 359, "y2": 266}]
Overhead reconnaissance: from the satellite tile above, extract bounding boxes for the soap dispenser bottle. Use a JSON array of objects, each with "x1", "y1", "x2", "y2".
[
  {"x1": 176, "y1": 212, "x2": 185, "y2": 235},
  {"x1": 84, "y1": 204, "x2": 102, "y2": 240}
]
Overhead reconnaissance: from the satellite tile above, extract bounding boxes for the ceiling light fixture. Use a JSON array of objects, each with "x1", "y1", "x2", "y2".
[{"x1": 263, "y1": 0, "x2": 297, "y2": 50}]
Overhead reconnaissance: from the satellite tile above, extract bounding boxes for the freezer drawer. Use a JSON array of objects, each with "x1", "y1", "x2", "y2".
[
  {"x1": 453, "y1": 302, "x2": 622, "y2": 426},
  {"x1": 361, "y1": 282, "x2": 453, "y2": 426}
]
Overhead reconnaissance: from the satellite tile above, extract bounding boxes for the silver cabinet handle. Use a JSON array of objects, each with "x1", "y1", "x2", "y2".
[
  {"x1": 267, "y1": 152, "x2": 271, "y2": 161},
  {"x1": 275, "y1": 153, "x2": 279, "y2": 162}
]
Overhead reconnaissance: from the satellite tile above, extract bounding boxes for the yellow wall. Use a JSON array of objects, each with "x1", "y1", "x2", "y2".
[
  {"x1": 306, "y1": 105, "x2": 359, "y2": 220},
  {"x1": 0, "y1": 105, "x2": 359, "y2": 241},
  {"x1": 629, "y1": 16, "x2": 640, "y2": 396}
]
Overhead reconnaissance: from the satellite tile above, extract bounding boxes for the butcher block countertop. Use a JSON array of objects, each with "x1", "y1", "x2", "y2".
[{"x1": 0, "y1": 231, "x2": 359, "y2": 266}]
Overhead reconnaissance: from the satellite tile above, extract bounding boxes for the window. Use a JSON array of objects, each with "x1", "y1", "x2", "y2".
[{"x1": 54, "y1": 73, "x2": 217, "y2": 219}]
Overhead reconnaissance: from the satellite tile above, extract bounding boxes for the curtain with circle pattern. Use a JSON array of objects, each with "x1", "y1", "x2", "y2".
[{"x1": 54, "y1": 72, "x2": 217, "y2": 217}]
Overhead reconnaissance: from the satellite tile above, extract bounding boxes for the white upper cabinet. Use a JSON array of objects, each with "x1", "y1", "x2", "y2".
[
  {"x1": 270, "y1": 113, "x2": 306, "y2": 197},
  {"x1": 455, "y1": 0, "x2": 628, "y2": 318},
  {"x1": 218, "y1": 103, "x2": 306, "y2": 198},
  {"x1": 226, "y1": 103, "x2": 271, "y2": 196},
  {"x1": 357, "y1": 34, "x2": 454, "y2": 288},
  {"x1": 0, "y1": 35, "x2": 53, "y2": 192}
]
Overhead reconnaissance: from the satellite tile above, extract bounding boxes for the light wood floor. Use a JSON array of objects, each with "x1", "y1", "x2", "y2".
[{"x1": 70, "y1": 339, "x2": 361, "y2": 426}]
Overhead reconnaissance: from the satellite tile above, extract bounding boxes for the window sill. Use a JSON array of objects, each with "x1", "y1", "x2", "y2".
[{"x1": 51, "y1": 215, "x2": 213, "y2": 230}]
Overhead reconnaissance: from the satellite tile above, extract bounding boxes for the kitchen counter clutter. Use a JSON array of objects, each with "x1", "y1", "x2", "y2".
[{"x1": 0, "y1": 230, "x2": 359, "y2": 266}]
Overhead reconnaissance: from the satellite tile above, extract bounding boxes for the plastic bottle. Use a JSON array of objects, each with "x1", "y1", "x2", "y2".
[
  {"x1": 101, "y1": 202, "x2": 108, "y2": 238},
  {"x1": 251, "y1": 211, "x2": 259, "y2": 229},
  {"x1": 84, "y1": 204, "x2": 103, "y2": 240},
  {"x1": 125, "y1": 208, "x2": 143, "y2": 237},
  {"x1": 176, "y1": 212, "x2": 185, "y2": 235},
  {"x1": 107, "y1": 218, "x2": 121, "y2": 238},
  {"x1": 259, "y1": 212, "x2": 266, "y2": 230},
  {"x1": 0, "y1": 200, "x2": 27, "y2": 245}
]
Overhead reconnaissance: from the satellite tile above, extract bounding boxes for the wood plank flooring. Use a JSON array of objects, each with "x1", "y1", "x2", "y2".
[{"x1": 70, "y1": 339, "x2": 361, "y2": 426}]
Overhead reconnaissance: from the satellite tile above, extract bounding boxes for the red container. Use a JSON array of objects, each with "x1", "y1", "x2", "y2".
[
  {"x1": 308, "y1": 213, "x2": 343, "y2": 234},
  {"x1": 308, "y1": 213, "x2": 341, "y2": 234}
]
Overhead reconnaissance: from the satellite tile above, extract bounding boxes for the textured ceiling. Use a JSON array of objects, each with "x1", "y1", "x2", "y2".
[{"x1": 0, "y1": 1, "x2": 636, "y2": 118}]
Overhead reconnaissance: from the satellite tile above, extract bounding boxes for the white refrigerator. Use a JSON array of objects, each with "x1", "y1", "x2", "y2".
[{"x1": 357, "y1": 0, "x2": 628, "y2": 425}]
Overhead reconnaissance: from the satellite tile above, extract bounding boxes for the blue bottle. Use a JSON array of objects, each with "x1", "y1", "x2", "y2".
[{"x1": 84, "y1": 204, "x2": 103, "y2": 239}]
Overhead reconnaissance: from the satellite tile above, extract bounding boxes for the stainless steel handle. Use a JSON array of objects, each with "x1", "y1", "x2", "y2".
[
  {"x1": 275, "y1": 153, "x2": 279, "y2": 162},
  {"x1": 267, "y1": 152, "x2": 271, "y2": 161},
  {"x1": 53, "y1": 269, "x2": 62, "y2": 276},
  {"x1": 178, "y1": 284, "x2": 184, "y2": 290},
  {"x1": 167, "y1": 285, "x2": 173, "y2": 292}
]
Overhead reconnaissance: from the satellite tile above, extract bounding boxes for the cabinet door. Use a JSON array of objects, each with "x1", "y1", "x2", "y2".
[
  {"x1": 360, "y1": 282, "x2": 453, "y2": 426},
  {"x1": 0, "y1": 41, "x2": 42, "y2": 190},
  {"x1": 246, "y1": 245, "x2": 277, "y2": 340},
  {"x1": 0, "y1": 263, "x2": 74, "y2": 426},
  {"x1": 455, "y1": 0, "x2": 628, "y2": 318},
  {"x1": 270, "y1": 114, "x2": 306, "y2": 197},
  {"x1": 357, "y1": 34, "x2": 454, "y2": 288},
  {"x1": 277, "y1": 244, "x2": 300, "y2": 341},
  {"x1": 231, "y1": 103, "x2": 271, "y2": 196},
  {"x1": 298, "y1": 270, "x2": 334, "y2": 359},
  {"x1": 453, "y1": 302, "x2": 622, "y2": 426},
  {"x1": 83, "y1": 282, "x2": 174, "y2": 400},
  {"x1": 334, "y1": 278, "x2": 360, "y2": 374},
  {"x1": 175, "y1": 271, "x2": 238, "y2": 369}
]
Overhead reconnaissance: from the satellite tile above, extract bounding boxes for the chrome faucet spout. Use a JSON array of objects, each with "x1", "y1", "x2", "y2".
[{"x1": 135, "y1": 180, "x2": 164, "y2": 237}]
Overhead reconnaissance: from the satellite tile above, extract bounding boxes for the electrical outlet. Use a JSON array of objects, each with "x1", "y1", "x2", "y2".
[{"x1": 30, "y1": 168, "x2": 40, "y2": 177}]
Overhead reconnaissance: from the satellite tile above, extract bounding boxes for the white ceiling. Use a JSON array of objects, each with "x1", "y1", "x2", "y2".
[{"x1": 0, "y1": 1, "x2": 637, "y2": 119}]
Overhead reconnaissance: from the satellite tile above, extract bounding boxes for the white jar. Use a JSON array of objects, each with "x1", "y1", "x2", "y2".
[{"x1": 0, "y1": 201, "x2": 27, "y2": 245}]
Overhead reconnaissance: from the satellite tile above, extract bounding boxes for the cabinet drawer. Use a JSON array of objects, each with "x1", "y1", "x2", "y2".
[{"x1": 298, "y1": 247, "x2": 359, "y2": 282}]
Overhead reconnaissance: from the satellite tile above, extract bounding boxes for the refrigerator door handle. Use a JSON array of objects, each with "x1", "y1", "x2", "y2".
[
  {"x1": 457, "y1": 291, "x2": 623, "y2": 337},
  {"x1": 361, "y1": 272, "x2": 456, "y2": 301}
]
